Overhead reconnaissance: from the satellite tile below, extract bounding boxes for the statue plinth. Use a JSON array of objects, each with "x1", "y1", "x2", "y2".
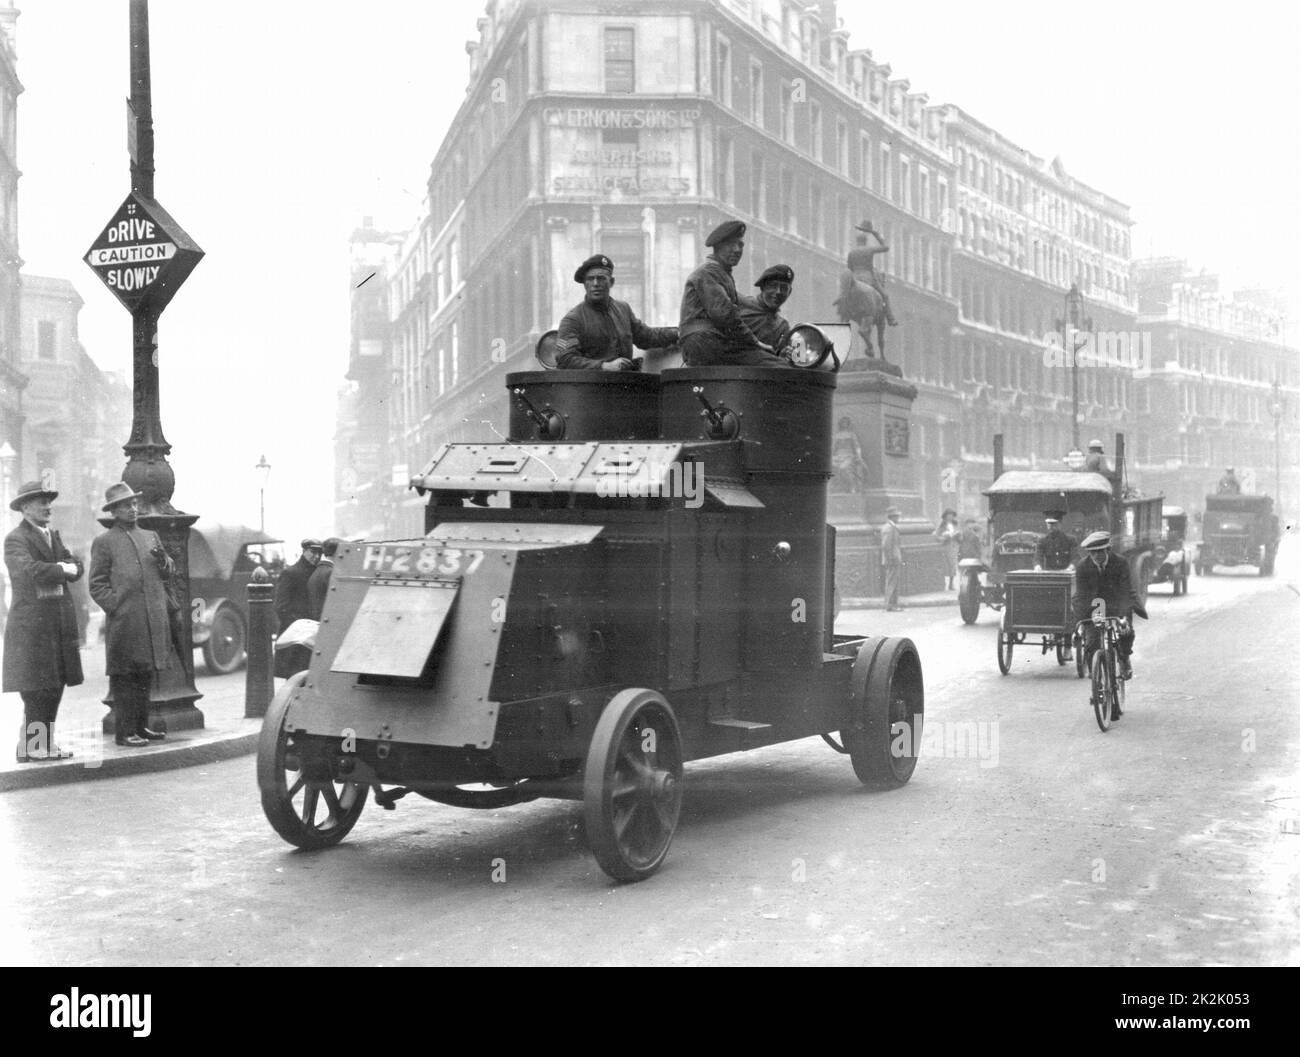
[{"x1": 828, "y1": 369, "x2": 945, "y2": 599}]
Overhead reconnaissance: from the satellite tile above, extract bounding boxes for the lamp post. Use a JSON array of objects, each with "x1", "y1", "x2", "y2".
[
  {"x1": 1055, "y1": 283, "x2": 1093, "y2": 453},
  {"x1": 255, "y1": 454, "x2": 271, "y2": 534}
]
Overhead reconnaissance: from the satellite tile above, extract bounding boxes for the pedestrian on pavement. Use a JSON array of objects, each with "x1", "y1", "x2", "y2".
[
  {"x1": 306, "y1": 537, "x2": 341, "y2": 620},
  {"x1": 678, "y1": 219, "x2": 789, "y2": 367},
  {"x1": 932, "y1": 508, "x2": 959, "y2": 590},
  {"x1": 3, "y1": 480, "x2": 85, "y2": 761},
  {"x1": 554, "y1": 255, "x2": 678, "y2": 370},
  {"x1": 275, "y1": 538, "x2": 322, "y2": 677},
  {"x1": 89, "y1": 482, "x2": 173, "y2": 748},
  {"x1": 881, "y1": 506, "x2": 904, "y2": 611}
]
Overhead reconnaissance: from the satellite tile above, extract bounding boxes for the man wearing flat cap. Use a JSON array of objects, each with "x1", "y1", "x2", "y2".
[
  {"x1": 3, "y1": 480, "x2": 85, "y2": 761},
  {"x1": 1073, "y1": 530, "x2": 1145, "y2": 683},
  {"x1": 274, "y1": 538, "x2": 323, "y2": 677},
  {"x1": 738, "y1": 264, "x2": 795, "y2": 354},
  {"x1": 679, "y1": 219, "x2": 789, "y2": 367},
  {"x1": 555, "y1": 255, "x2": 678, "y2": 370},
  {"x1": 90, "y1": 482, "x2": 175, "y2": 747}
]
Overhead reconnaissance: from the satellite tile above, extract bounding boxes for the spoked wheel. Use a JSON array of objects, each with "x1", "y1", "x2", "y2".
[
  {"x1": 258, "y1": 670, "x2": 368, "y2": 849},
  {"x1": 997, "y1": 631, "x2": 1014, "y2": 675},
  {"x1": 842, "y1": 637, "x2": 924, "y2": 788},
  {"x1": 583, "y1": 688, "x2": 684, "y2": 883},
  {"x1": 1091, "y1": 651, "x2": 1115, "y2": 732},
  {"x1": 958, "y1": 572, "x2": 981, "y2": 624},
  {"x1": 203, "y1": 606, "x2": 246, "y2": 674}
]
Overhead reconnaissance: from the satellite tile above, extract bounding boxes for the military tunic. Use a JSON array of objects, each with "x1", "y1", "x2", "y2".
[
  {"x1": 1036, "y1": 528, "x2": 1077, "y2": 571},
  {"x1": 554, "y1": 298, "x2": 677, "y2": 369},
  {"x1": 678, "y1": 255, "x2": 784, "y2": 366},
  {"x1": 737, "y1": 294, "x2": 791, "y2": 352}
]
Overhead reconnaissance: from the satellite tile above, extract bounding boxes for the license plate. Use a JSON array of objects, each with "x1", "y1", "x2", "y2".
[{"x1": 358, "y1": 543, "x2": 485, "y2": 577}]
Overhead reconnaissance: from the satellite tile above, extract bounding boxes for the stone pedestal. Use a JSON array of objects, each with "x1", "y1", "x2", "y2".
[{"x1": 828, "y1": 369, "x2": 944, "y2": 598}]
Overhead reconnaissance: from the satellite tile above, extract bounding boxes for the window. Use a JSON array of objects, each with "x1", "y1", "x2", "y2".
[
  {"x1": 780, "y1": 82, "x2": 795, "y2": 144},
  {"x1": 880, "y1": 143, "x2": 892, "y2": 200},
  {"x1": 716, "y1": 133, "x2": 734, "y2": 203},
  {"x1": 605, "y1": 27, "x2": 634, "y2": 93},
  {"x1": 859, "y1": 133, "x2": 872, "y2": 189},
  {"x1": 809, "y1": 100, "x2": 823, "y2": 160},
  {"x1": 899, "y1": 154, "x2": 912, "y2": 212},
  {"x1": 811, "y1": 185, "x2": 824, "y2": 247},
  {"x1": 714, "y1": 35, "x2": 732, "y2": 107},
  {"x1": 37, "y1": 321, "x2": 56, "y2": 360},
  {"x1": 602, "y1": 233, "x2": 645, "y2": 316},
  {"x1": 781, "y1": 168, "x2": 796, "y2": 234},
  {"x1": 750, "y1": 61, "x2": 764, "y2": 127},
  {"x1": 448, "y1": 238, "x2": 459, "y2": 287},
  {"x1": 435, "y1": 256, "x2": 447, "y2": 304},
  {"x1": 751, "y1": 152, "x2": 766, "y2": 220},
  {"x1": 836, "y1": 118, "x2": 849, "y2": 175},
  {"x1": 919, "y1": 167, "x2": 930, "y2": 221}
]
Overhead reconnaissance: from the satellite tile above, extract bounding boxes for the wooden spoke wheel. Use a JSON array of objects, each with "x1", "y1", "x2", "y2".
[
  {"x1": 997, "y1": 630, "x2": 1014, "y2": 674},
  {"x1": 583, "y1": 689, "x2": 684, "y2": 883},
  {"x1": 258, "y1": 671, "x2": 367, "y2": 850},
  {"x1": 842, "y1": 637, "x2": 924, "y2": 789},
  {"x1": 202, "y1": 605, "x2": 246, "y2": 675}
]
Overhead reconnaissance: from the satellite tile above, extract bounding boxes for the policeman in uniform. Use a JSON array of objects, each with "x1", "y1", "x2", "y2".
[
  {"x1": 555, "y1": 254, "x2": 678, "y2": 370},
  {"x1": 1035, "y1": 512, "x2": 1077, "y2": 571},
  {"x1": 738, "y1": 264, "x2": 794, "y2": 353},
  {"x1": 678, "y1": 220, "x2": 788, "y2": 367},
  {"x1": 1072, "y1": 530, "x2": 1146, "y2": 684}
]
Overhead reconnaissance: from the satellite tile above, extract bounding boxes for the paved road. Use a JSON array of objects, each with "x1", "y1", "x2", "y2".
[{"x1": 2, "y1": 551, "x2": 1297, "y2": 965}]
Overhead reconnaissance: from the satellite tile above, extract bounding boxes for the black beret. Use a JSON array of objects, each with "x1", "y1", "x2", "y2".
[
  {"x1": 574, "y1": 254, "x2": 614, "y2": 283},
  {"x1": 705, "y1": 219, "x2": 746, "y2": 247},
  {"x1": 755, "y1": 264, "x2": 794, "y2": 287}
]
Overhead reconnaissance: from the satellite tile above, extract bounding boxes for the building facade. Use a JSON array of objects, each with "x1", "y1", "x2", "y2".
[
  {"x1": 349, "y1": 0, "x2": 1297, "y2": 568},
  {"x1": 18, "y1": 275, "x2": 132, "y2": 557},
  {"x1": 0, "y1": 1, "x2": 26, "y2": 483}
]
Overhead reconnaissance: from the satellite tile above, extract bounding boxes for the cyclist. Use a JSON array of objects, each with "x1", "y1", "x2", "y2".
[{"x1": 1072, "y1": 530, "x2": 1147, "y2": 686}]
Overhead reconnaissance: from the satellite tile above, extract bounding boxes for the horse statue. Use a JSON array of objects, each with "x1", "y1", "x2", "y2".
[{"x1": 834, "y1": 270, "x2": 888, "y2": 361}]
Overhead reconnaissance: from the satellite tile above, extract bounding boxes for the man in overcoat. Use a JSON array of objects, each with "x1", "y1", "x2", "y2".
[
  {"x1": 1072, "y1": 530, "x2": 1147, "y2": 684},
  {"x1": 274, "y1": 538, "x2": 322, "y2": 677},
  {"x1": 3, "y1": 481, "x2": 85, "y2": 761},
  {"x1": 554, "y1": 255, "x2": 678, "y2": 370},
  {"x1": 89, "y1": 482, "x2": 174, "y2": 747},
  {"x1": 306, "y1": 537, "x2": 341, "y2": 620}
]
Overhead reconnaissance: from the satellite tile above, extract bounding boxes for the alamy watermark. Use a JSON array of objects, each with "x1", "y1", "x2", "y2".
[
  {"x1": 593, "y1": 456, "x2": 703, "y2": 508},
  {"x1": 1043, "y1": 327, "x2": 1152, "y2": 378}
]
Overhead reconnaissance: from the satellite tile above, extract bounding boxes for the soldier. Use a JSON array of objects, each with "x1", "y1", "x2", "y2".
[
  {"x1": 1035, "y1": 512, "x2": 1077, "y2": 571},
  {"x1": 3, "y1": 481, "x2": 85, "y2": 761},
  {"x1": 679, "y1": 219, "x2": 788, "y2": 367},
  {"x1": 554, "y1": 254, "x2": 678, "y2": 370},
  {"x1": 847, "y1": 221, "x2": 898, "y2": 326},
  {"x1": 738, "y1": 264, "x2": 794, "y2": 353},
  {"x1": 881, "y1": 506, "x2": 904, "y2": 611},
  {"x1": 1073, "y1": 530, "x2": 1146, "y2": 684},
  {"x1": 1216, "y1": 467, "x2": 1241, "y2": 495}
]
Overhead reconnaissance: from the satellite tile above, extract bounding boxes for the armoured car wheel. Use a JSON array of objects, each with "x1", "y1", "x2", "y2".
[
  {"x1": 843, "y1": 637, "x2": 924, "y2": 789},
  {"x1": 997, "y1": 631, "x2": 1014, "y2": 675},
  {"x1": 958, "y1": 571, "x2": 981, "y2": 624},
  {"x1": 1091, "y1": 653, "x2": 1114, "y2": 733},
  {"x1": 202, "y1": 605, "x2": 246, "y2": 675},
  {"x1": 258, "y1": 671, "x2": 367, "y2": 850},
  {"x1": 583, "y1": 689, "x2": 684, "y2": 883}
]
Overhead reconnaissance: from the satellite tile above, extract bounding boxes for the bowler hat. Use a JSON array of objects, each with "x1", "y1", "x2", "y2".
[
  {"x1": 10, "y1": 480, "x2": 58, "y2": 512},
  {"x1": 755, "y1": 264, "x2": 794, "y2": 287},
  {"x1": 705, "y1": 219, "x2": 746, "y2": 248},
  {"x1": 101, "y1": 481, "x2": 144, "y2": 511},
  {"x1": 574, "y1": 254, "x2": 614, "y2": 283},
  {"x1": 1081, "y1": 530, "x2": 1111, "y2": 550}
]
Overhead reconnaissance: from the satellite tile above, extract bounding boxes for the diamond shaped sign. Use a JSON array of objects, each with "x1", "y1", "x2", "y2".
[{"x1": 84, "y1": 192, "x2": 203, "y2": 314}]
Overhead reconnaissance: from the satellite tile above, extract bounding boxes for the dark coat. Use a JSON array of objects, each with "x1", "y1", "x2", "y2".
[
  {"x1": 678, "y1": 255, "x2": 763, "y2": 346},
  {"x1": 1072, "y1": 550, "x2": 1141, "y2": 624},
  {"x1": 306, "y1": 558, "x2": 334, "y2": 620},
  {"x1": 737, "y1": 295, "x2": 792, "y2": 351},
  {"x1": 880, "y1": 519, "x2": 903, "y2": 566},
  {"x1": 554, "y1": 298, "x2": 677, "y2": 369},
  {"x1": 2, "y1": 520, "x2": 85, "y2": 692},
  {"x1": 1036, "y1": 528, "x2": 1077, "y2": 571},
  {"x1": 274, "y1": 555, "x2": 318, "y2": 677},
  {"x1": 89, "y1": 524, "x2": 175, "y2": 676}
]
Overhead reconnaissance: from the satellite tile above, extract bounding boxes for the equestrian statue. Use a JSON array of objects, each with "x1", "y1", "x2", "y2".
[{"x1": 834, "y1": 220, "x2": 898, "y2": 361}]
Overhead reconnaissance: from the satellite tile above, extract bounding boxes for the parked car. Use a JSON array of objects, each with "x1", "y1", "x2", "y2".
[{"x1": 189, "y1": 520, "x2": 285, "y2": 674}]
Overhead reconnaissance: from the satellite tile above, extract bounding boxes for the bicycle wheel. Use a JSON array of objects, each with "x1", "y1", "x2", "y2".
[{"x1": 1091, "y1": 650, "x2": 1113, "y2": 732}]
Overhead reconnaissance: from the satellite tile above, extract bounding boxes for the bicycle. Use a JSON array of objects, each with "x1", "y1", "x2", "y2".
[{"x1": 1077, "y1": 616, "x2": 1129, "y2": 732}]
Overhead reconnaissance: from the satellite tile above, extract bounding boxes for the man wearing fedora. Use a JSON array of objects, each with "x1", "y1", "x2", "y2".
[
  {"x1": 881, "y1": 506, "x2": 904, "y2": 611},
  {"x1": 89, "y1": 482, "x2": 174, "y2": 748},
  {"x1": 554, "y1": 254, "x2": 678, "y2": 370},
  {"x1": 3, "y1": 480, "x2": 85, "y2": 761}
]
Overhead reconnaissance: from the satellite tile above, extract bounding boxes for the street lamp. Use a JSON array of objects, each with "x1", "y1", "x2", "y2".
[
  {"x1": 255, "y1": 454, "x2": 271, "y2": 534},
  {"x1": 1055, "y1": 283, "x2": 1093, "y2": 453}
]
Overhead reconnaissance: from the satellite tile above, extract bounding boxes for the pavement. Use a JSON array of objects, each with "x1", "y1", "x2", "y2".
[{"x1": 0, "y1": 587, "x2": 955, "y2": 792}]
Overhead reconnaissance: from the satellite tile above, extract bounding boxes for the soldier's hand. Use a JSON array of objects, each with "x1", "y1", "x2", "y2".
[
  {"x1": 601, "y1": 358, "x2": 633, "y2": 372},
  {"x1": 59, "y1": 562, "x2": 78, "y2": 577}
]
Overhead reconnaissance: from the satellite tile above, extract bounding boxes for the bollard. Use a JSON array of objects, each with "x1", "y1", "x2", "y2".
[{"x1": 244, "y1": 566, "x2": 276, "y2": 718}]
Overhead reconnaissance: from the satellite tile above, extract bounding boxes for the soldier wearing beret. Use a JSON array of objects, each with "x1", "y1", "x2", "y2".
[
  {"x1": 555, "y1": 255, "x2": 678, "y2": 370},
  {"x1": 738, "y1": 264, "x2": 794, "y2": 353},
  {"x1": 678, "y1": 220, "x2": 790, "y2": 367}
]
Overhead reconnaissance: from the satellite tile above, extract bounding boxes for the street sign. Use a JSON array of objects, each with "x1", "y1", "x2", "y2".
[
  {"x1": 84, "y1": 192, "x2": 203, "y2": 314},
  {"x1": 1064, "y1": 448, "x2": 1086, "y2": 470}
]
